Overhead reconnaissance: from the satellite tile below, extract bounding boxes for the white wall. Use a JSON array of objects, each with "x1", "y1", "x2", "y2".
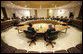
[
  {"x1": 30, "y1": 9, "x2": 35, "y2": 18},
  {"x1": 49, "y1": 9, "x2": 55, "y2": 17},
  {"x1": 37, "y1": 9, "x2": 47, "y2": 18},
  {"x1": 1, "y1": 9, "x2": 4, "y2": 19},
  {"x1": 54, "y1": 9, "x2": 70, "y2": 18},
  {"x1": 2, "y1": 5, "x2": 81, "y2": 19},
  {"x1": 5, "y1": 8, "x2": 13, "y2": 18},
  {"x1": 49, "y1": 6, "x2": 81, "y2": 18},
  {"x1": 5, "y1": 7, "x2": 30, "y2": 18},
  {"x1": 73, "y1": 6, "x2": 81, "y2": 18}
]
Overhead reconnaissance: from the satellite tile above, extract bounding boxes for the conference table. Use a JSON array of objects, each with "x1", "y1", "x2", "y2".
[
  {"x1": 16, "y1": 23, "x2": 69, "y2": 33},
  {"x1": 17, "y1": 20, "x2": 68, "y2": 26}
]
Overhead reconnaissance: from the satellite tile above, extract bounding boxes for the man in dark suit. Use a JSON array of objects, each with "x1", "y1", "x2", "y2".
[
  {"x1": 44, "y1": 24, "x2": 56, "y2": 41},
  {"x1": 24, "y1": 23, "x2": 37, "y2": 45},
  {"x1": 27, "y1": 23, "x2": 36, "y2": 34},
  {"x1": 46, "y1": 24, "x2": 56, "y2": 33},
  {"x1": 24, "y1": 23, "x2": 36, "y2": 36}
]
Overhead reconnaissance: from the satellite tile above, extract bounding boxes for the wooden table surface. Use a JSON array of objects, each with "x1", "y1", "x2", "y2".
[
  {"x1": 17, "y1": 20, "x2": 68, "y2": 26},
  {"x1": 16, "y1": 23, "x2": 69, "y2": 33}
]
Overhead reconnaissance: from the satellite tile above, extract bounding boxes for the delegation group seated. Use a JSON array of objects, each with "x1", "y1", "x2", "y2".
[
  {"x1": 10, "y1": 15, "x2": 73, "y2": 27},
  {"x1": 19, "y1": 16, "x2": 71, "y2": 21}
]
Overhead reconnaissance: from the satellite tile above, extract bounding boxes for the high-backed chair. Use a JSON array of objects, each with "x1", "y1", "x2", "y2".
[
  {"x1": 76, "y1": 43, "x2": 82, "y2": 51},
  {"x1": 67, "y1": 47, "x2": 81, "y2": 53},
  {"x1": 61, "y1": 24, "x2": 67, "y2": 26},
  {"x1": 13, "y1": 20, "x2": 19, "y2": 26},
  {"x1": 14, "y1": 49, "x2": 27, "y2": 53},
  {"x1": 24, "y1": 30, "x2": 37, "y2": 46},
  {"x1": 44, "y1": 31, "x2": 60, "y2": 48},
  {"x1": 27, "y1": 51, "x2": 40, "y2": 53},
  {"x1": 55, "y1": 50, "x2": 68, "y2": 53},
  {"x1": 41, "y1": 51, "x2": 53, "y2": 53},
  {"x1": 1, "y1": 40, "x2": 10, "y2": 52}
]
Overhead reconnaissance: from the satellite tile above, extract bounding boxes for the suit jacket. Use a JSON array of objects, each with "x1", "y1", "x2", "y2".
[
  {"x1": 27, "y1": 27, "x2": 36, "y2": 34},
  {"x1": 46, "y1": 27, "x2": 56, "y2": 34},
  {"x1": 44, "y1": 27, "x2": 56, "y2": 40}
]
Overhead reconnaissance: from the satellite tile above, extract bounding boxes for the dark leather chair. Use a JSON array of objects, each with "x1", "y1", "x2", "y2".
[
  {"x1": 67, "y1": 47, "x2": 81, "y2": 53},
  {"x1": 14, "y1": 49, "x2": 27, "y2": 53},
  {"x1": 27, "y1": 51, "x2": 40, "y2": 53},
  {"x1": 1, "y1": 40, "x2": 10, "y2": 52},
  {"x1": 55, "y1": 50, "x2": 68, "y2": 53},
  {"x1": 24, "y1": 30, "x2": 37, "y2": 46},
  {"x1": 2, "y1": 46, "x2": 16, "y2": 53},
  {"x1": 61, "y1": 24, "x2": 67, "y2": 26},
  {"x1": 41, "y1": 51, "x2": 53, "y2": 53},
  {"x1": 13, "y1": 21, "x2": 19, "y2": 26},
  {"x1": 76, "y1": 43, "x2": 82, "y2": 51},
  {"x1": 44, "y1": 31, "x2": 60, "y2": 48},
  {"x1": 17, "y1": 24, "x2": 24, "y2": 27}
]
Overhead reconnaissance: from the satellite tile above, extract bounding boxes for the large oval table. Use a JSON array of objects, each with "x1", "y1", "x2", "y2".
[
  {"x1": 17, "y1": 20, "x2": 68, "y2": 26},
  {"x1": 16, "y1": 20, "x2": 69, "y2": 33}
]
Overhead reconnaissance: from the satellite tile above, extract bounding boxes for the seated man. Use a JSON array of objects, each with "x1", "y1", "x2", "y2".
[
  {"x1": 44, "y1": 24, "x2": 58, "y2": 48},
  {"x1": 44, "y1": 24, "x2": 56, "y2": 41},
  {"x1": 21, "y1": 17, "x2": 25, "y2": 22},
  {"x1": 24, "y1": 23, "x2": 37, "y2": 46},
  {"x1": 24, "y1": 23, "x2": 36, "y2": 36},
  {"x1": 46, "y1": 24, "x2": 56, "y2": 34},
  {"x1": 28, "y1": 23, "x2": 36, "y2": 34},
  {"x1": 28, "y1": 23, "x2": 37, "y2": 38}
]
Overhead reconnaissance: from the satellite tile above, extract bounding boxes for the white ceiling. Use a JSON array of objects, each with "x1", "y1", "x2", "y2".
[{"x1": 1, "y1": 1, "x2": 82, "y2": 9}]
